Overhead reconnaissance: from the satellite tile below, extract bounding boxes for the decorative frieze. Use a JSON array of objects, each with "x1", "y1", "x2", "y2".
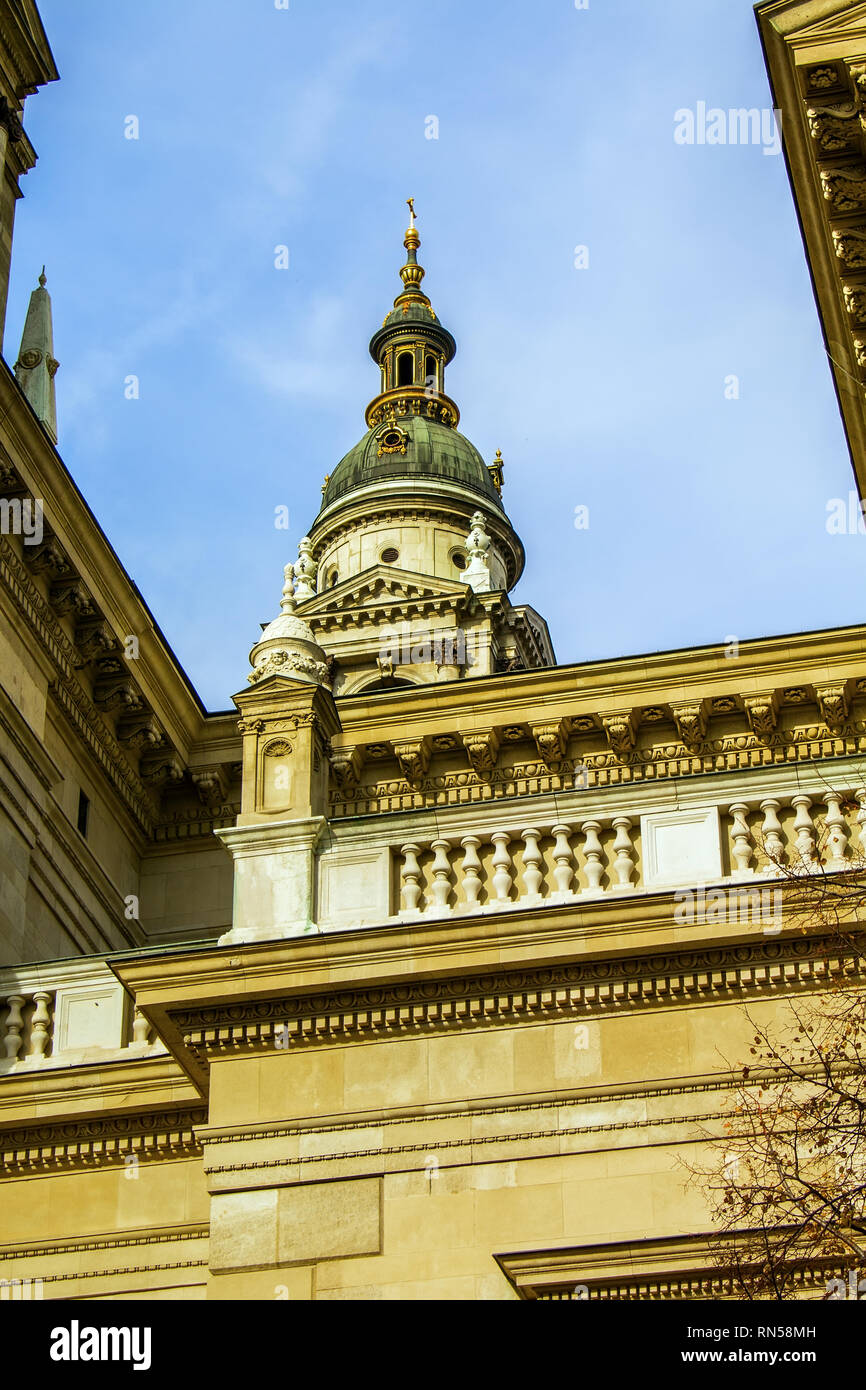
[
  {"x1": 331, "y1": 722, "x2": 866, "y2": 817},
  {"x1": 49, "y1": 678, "x2": 155, "y2": 833},
  {"x1": 175, "y1": 933, "x2": 864, "y2": 1066},
  {"x1": 0, "y1": 1112, "x2": 206, "y2": 1175}
]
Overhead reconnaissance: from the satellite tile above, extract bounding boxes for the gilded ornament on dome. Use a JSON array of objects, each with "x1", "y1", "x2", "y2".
[{"x1": 377, "y1": 426, "x2": 409, "y2": 457}]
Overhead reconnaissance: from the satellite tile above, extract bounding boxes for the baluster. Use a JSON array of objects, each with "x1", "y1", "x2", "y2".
[
  {"x1": 551, "y1": 825, "x2": 575, "y2": 900},
  {"x1": 3, "y1": 995, "x2": 25, "y2": 1060},
  {"x1": 855, "y1": 788, "x2": 866, "y2": 855},
  {"x1": 580, "y1": 821, "x2": 604, "y2": 895},
  {"x1": 459, "y1": 836, "x2": 483, "y2": 909},
  {"x1": 131, "y1": 1008, "x2": 151, "y2": 1048},
  {"x1": 399, "y1": 843, "x2": 423, "y2": 915},
  {"x1": 823, "y1": 792, "x2": 849, "y2": 869},
  {"x1": 427, "y1": 839, "x2": 453, "y2": 914},
  {"x1": 792, "y1": 795, "x2": 816, "y2": 868},
  {"x1": 611, "y1": 817, "x2": 636, "y2": 891},
  {"x1": 759, "y1": 798, "x2": 785, "y2": 871},
  {"x1": 520, "y1": 829, "x2": 543, "y2": 902},
  {"x1": 729, "y1": 803, "x2": 755, "y2": 878},
  {"x1": 490, "y1": 831, "x2": 513, "y2": 905},
  {"x1": 28, "y1": 992, "x2": 51, "y2": 1060}
]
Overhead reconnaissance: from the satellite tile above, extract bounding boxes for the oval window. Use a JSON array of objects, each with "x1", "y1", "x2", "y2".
[
  {"x1": 381, "y1": 547, "x2": 399, "y2": 564},
  {"x1": 452, "y1": 551, "x2": 467, "y2": 571}
]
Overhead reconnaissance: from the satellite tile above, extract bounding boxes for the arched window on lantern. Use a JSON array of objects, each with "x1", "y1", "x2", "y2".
[{"x1": 397, "y1": 352, "x2": 414, "y2": 387}]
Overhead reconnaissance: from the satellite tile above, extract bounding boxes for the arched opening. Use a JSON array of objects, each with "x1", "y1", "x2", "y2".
[
  {"x1": 397, "y1": 352, "x2": 414, "y2": 387},
  {"x1": 359, "y1": 676, "x2": 415, "y2": 694},
  {"x1": 425, "y1": 355, "x2": 438, "y2": 392}
]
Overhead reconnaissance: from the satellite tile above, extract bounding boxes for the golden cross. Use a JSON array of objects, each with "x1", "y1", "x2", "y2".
[{"x1": 407, "y1": 197, "x2": 416, "y2": 227}]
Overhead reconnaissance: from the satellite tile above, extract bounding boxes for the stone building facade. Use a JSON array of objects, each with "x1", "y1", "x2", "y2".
[{"x1": 0, "y1": 0, "x2": 864, "y2": 1301}]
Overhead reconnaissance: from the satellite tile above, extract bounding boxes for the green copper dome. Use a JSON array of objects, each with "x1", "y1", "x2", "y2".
[{"x1": 320, "y1": 414, "x2": 504, "y2": 513}]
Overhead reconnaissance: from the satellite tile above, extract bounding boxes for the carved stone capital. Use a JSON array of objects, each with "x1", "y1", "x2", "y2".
[
  {"x1": 743, "y1": 691, "x2": 780, "y2": 743},
  {"x1": 116, "y1": 714, "x2": 164, "y2": 750},
  {"x1": 822, "y1": 165, "x2": 866, "y2": 214},
  {"x1": 601, "y1": 712, "x2": 636, "y2": 759},
  {"x1": 93, "y1": 677, "x2": 144, "y2": 714},
  {"x1": 139, "y1": 751, "x2": 185, "y2": 787},
  {"x1": 815, "y1": 682, "x2": 850, "y2": 732},
  {"x1": 530, "y1": 719, "x2": 571, "y2": 770},
  {"x1": 330, "y1": 746, "x2": 364, "y2": 792},
  {"x1": 191, "y1": 766, "x2": 230, "y2": 808},
  {"x1": 0, "y1": 96, "x2": 23, "y2": 142},
  {"x1": 25, "y1": 538, "x2": 70, "y2": 579},
  {"x1": 49, "y1": 578, "x2": 96, "y2": 619},
  {"x1": 74, "y1": 619, "x2": 117, "y2": 664},
  {"x1": 237, "y1": 718, "x2": 265, "y2": 735},
  {"x1": 833, "y1": 226, "x2": 866, "y2": 271},
  {"x1": 392, "y1": 737, "x2": 431, "y2": 787},
  {"x1": 0, "y1": 459, "x2": 23, "y2": 492},
  {"x1": 807, "y1": 103, "x2": 861, "y2": 155},
  {"x1": 670, "y1": 700, "x2": 708, "y2": 752},
  {"x1": 461, "y1": 730, "x2": 500, "y2": 781}
]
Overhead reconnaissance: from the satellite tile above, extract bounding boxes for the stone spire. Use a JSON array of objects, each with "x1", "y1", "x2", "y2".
[
  {"x1": 14, "y1": 268, "x2": 59, "y2": 443},
  {"x1": 248, "y1": 563, "x2": 331, "y2": 687}
]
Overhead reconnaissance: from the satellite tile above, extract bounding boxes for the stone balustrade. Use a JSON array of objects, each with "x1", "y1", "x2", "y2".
[
  {"x1": 398, "y1": 815, "x2": 640, "y2": 917},
  {"x1": 394, "y1": 788, "x2": 866, "y2": 918},
  {"x1": 0, "y1": 959, "x2": 156, "y2": 1070}
]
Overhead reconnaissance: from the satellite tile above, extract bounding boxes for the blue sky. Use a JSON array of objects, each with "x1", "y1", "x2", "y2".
[{"x1": 7, "y1": 0, "x2": 865, "y2": 711}]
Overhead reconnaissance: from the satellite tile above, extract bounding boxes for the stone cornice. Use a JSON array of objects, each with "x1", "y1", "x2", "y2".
[
  {"x1": 0, "y1": 1106, "x2": 207, "y2": 1175},
  {"x1": 496, "y1": 1229, "x2": 852, "y2": 1300},
  {"x1": 112, "y1": 906, "x2": 863, "y2": 1092},
  {"x1": 0, "y1": 1053, "x2": 201, "y2": 1127},
  {"x1": 757, "y1": 0, "x2": 866, "y2": 501},
  {"x1": 0, "y1": 2, "x2": 57, "y2": 103},
  {"x1": 0, "y1": 371, "x2": 206, "y2": 752},
  {"x1": 174, "y1": 933, "x2": 858, "y2": 1072},
  {"x1": 331, "y1": 712, "x2": 866, "y2": 815}
]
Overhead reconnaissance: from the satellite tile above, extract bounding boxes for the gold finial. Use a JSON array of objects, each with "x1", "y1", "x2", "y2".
[{"x1": 407, "y1": 197, "x2": 416, "y2": 228}]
